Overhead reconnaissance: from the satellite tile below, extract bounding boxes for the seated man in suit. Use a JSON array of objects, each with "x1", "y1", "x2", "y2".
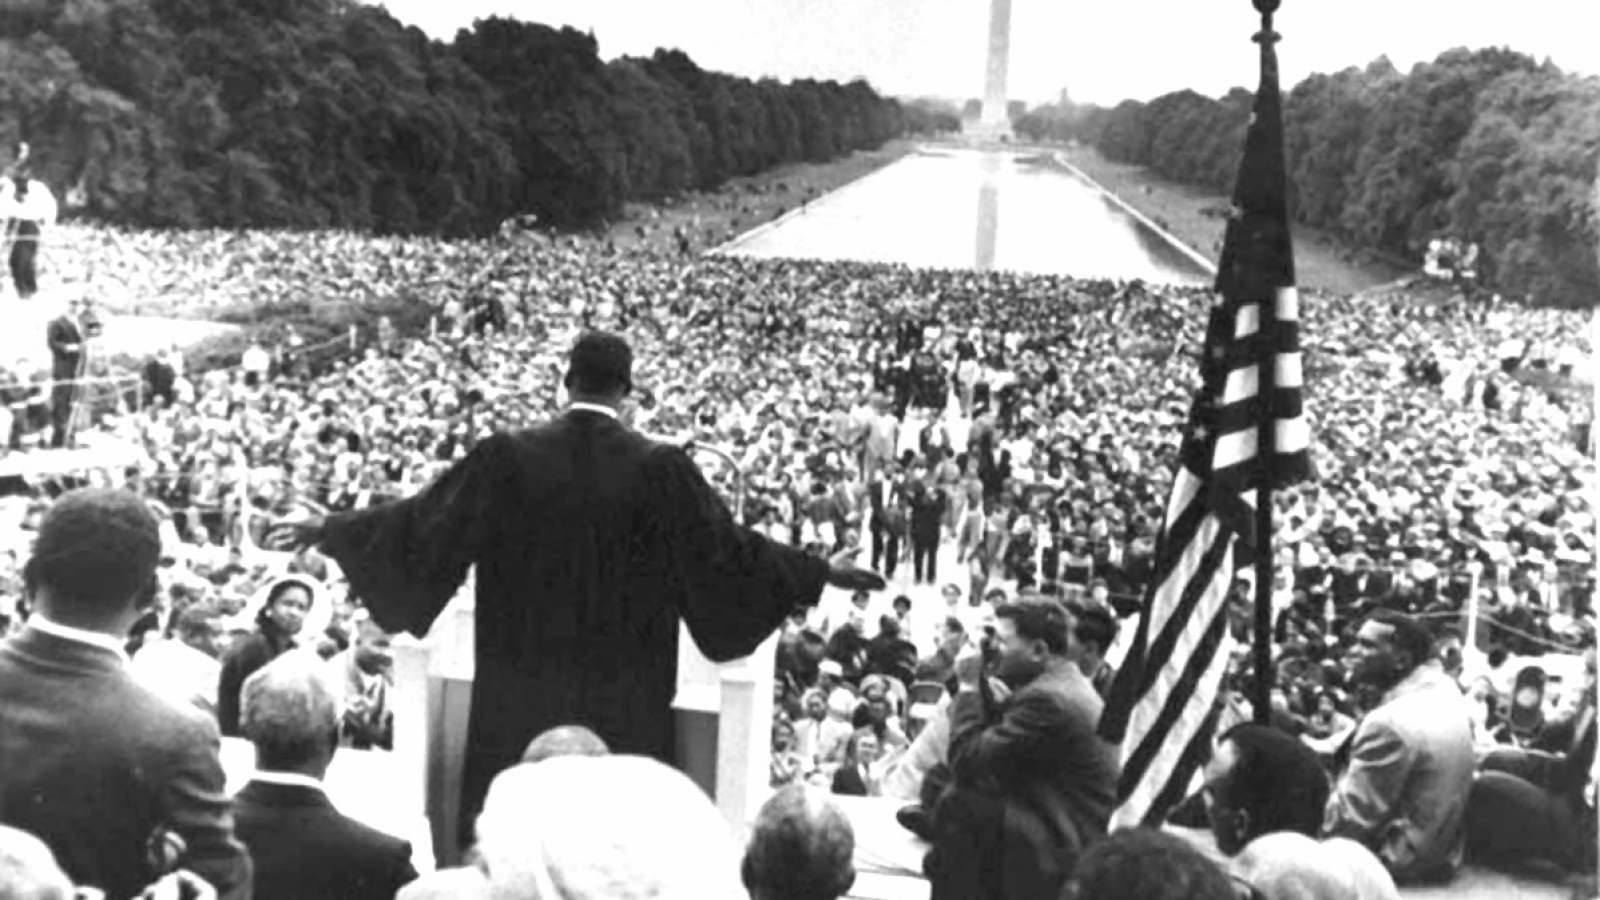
[
  {"x1": 327, "y1": 610, "x2": 394, "y2": 750},
  {"x1": 234, "y1": 654, "x2": 418, "y2": 900},
  {"x1": 1324, "y1": 611, "x2": 1474, "y2": 884},
  {"x1": 0, "y1": 489, "x2": 251, "y2": 900}
]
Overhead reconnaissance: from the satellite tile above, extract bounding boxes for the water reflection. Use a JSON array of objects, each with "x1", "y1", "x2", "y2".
[
  {"x1": 975, "y1": 154, "x2": 1000, "y2": 271},
  {"x1": 723, "y1": 148, "x2": 1211, "y2": 285}
]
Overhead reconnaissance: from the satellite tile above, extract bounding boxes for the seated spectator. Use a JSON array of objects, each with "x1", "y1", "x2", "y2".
[
  {"x1": 794, "y1": 688, "x2": 852, "y2": 771},
  {"x1": 743, "y1": 785, "x2": 856, "y2": 900},
  {"x1": 472, "y1": 755, "x2": 746, "y2": 900},
  {"x1": 831, "y1": 729, "x2": 886, "y2": 797},
  {"x1": 1065, "y1": 599, "x2": 1117, "y2": 698},
  {"x1": 0, "y1": 489, "x2": 250, "y2": 900},
  {"x1": 327, "y1": 609, "x2": 394, "y2": 750},
  {"x1": 521, "y1": 724, "x2": 610, "y2": 764},
  {"x1": 925, "y1": 597, "x2": 1119, "y2": 900},
  {"x1": 1323, "y1": 611, "x2": 1474, "y2": 884},
  {"x1": 914, "y1": 615, "x2": 966, "y2": 688},
  {"x1": 1061, "y1": 829, "x2": 1239, "y2": 900},
  {"x1": 234, "y1": 653, "x2": 418, "y2": 900},
  {"x1": 129, "y1": 601, "x2": 224, "y2": 714},
  {"x1": 1203, "y1": 724, "x2": 1399, "y2": 900},
  {"x1": 865, "y1": 614, "x2": 918, "y2": 686}
]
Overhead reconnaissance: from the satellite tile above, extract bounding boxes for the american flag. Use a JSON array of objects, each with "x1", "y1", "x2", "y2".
[{"x1": 1096, "y1": 7, "x2": 1311, "y2": 831}]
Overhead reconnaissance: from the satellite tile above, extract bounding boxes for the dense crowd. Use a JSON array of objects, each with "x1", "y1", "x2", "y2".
[{"x1": 0, "y1": 216, "x2": 1595, "y2": 898}]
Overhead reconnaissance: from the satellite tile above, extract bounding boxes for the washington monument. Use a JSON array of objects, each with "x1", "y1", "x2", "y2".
[{"x1": 969, "y1": 0, "x2": 1013, "y2": 141}]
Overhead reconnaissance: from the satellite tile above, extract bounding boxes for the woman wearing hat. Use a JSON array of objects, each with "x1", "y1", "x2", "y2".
[{"x1": 215, "y1": 574, "x2": 314, "y2": 736}]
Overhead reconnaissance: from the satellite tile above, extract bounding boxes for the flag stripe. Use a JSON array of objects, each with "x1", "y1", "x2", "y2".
[{"x1": 1112, "y1": 588, "x2": 1234, "y2": 829}]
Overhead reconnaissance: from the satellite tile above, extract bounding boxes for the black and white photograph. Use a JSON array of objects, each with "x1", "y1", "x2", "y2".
[{"x1": 0, "y1": 0, "x2": 1596, "y2": 898}]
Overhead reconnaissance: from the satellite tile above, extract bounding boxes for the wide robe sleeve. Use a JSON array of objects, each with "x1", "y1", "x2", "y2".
[
  {"x1": 648, "y1": 444, "x2": 830, "y2": 663},
  {"x1": 319, "y1": 434, "x2": 510, "y2": 638}
]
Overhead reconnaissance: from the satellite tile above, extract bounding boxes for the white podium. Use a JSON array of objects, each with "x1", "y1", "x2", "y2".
[{"x1": 390, "y1": 577, "x2": 779, "y2": 865}]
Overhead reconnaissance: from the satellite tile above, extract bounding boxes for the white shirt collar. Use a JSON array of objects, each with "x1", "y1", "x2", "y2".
[
  {"x1": 27, "y1": 616, "x2": 130, "y2": 664},
  {"x1": 567, "y1": 402, "x2": 618, "y2": 420},
  {"x1": 249, "y1": 770, "x2": 327, "y2": 793}
]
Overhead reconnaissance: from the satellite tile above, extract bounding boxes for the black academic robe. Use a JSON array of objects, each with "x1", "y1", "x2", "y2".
[{"x1": 318, "y1": 409, "x2": 830, "y2": 844}]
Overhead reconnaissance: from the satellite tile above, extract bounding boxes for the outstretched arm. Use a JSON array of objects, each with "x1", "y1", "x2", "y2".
[
  {"x1": 310, "y1": 434, "x2": 511, "y2": 638},
  {"x1": 649, "y1": 444, "x2": 845, "y2": 662}
]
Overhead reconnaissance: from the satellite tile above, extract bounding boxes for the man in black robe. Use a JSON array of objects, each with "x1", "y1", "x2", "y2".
[{"x1": 271, "y1": 331, "x2": 883, "y2": 845}]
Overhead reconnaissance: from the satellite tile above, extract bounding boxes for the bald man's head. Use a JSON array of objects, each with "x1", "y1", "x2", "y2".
[
  {"x1": 0, "y1": 826, "x2": 73, "y2": 900},
  {"x1": 743, "y1": 785, "x2": 856, "y2": 900},
  {"x1": 521, "y1": 724, "x2": 610, "y2": 764}
]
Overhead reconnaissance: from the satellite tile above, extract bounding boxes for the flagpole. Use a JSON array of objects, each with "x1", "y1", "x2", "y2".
[{"x1": 1250, "y1": 0, "x2": 1283, "y2": 727}]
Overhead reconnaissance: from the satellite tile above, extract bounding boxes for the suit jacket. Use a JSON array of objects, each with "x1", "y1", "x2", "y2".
[
  {"x1": 328, "y1": 650, "x2": 394, "y2": 751},
  {"x1": 1324, "y1": 665, "x2": 1475, "y2": 883},
  {"x1": 0, "y1": 627, "x2": 252, "y2": 900},
  {"x1": 233, "y1": 779, "x2": 416, "y2": 900},
  {"x1": 832, "y1": 763, "x2": 873, "y2": 797},
  {"x1": 320, "y1": 408, "x2": 830, "y2": 840},
  {"x1": 867, "y1": 476, "x2": 907, "y2": 533},
  {"x1": 941, "y1": 658, "x2": 1120, "y2": 900},
  {"x1": 46, "y1": 316, "x2": 83, "y2": 379}
]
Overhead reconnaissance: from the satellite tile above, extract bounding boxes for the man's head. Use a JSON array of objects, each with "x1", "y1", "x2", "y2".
[
  {"x1": 23, "y1": 489, "x2": 161, "y2": 635},
  {"x1": 521, "y1": 724, "x2": 610, "y2": 764},
  {"x1": 1063, "y1": 828, "x2": 1238, "y2": 900},
  {"x1": 348, "y1": 610, "x2": 392, "y2": 677},
  {"x1": 474, "y1": 755, "x2": 745, "y2": 900},
  {"x1": 0, "y1": 825, "x2": 74, "y2": 900},
  {"x1": 1348, "y1": 611, "x2": 1433, "y2": 691},
  {"x1": 171, "y1": 602, "x2": 223, "y2": 657},
  {"x1": 564, "y1": 331, "x2": 633, "y2": 403},
  {"x1": 240, "y1": 653, "x2": 341, "y2": 778},
  {"x1": 938, "y1": 615, "x2": 966, "y2": 654},
  {"x1": 743, "y1": 785, "x2": 856, "y2": 900},
  {"x1": 1203, "y1": 724, "x2": 1332, "y2": 856},
  {"x1": 1065, "y1": 600, "x2": 1117, "y2": 676},
  {"x1": 991, "y1": 597, "x2": 1070, "y2": 689}
]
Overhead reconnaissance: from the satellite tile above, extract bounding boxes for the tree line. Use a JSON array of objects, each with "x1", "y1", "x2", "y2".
[
  {"x1": 0, "y1": 0, "x2": 955, "y2": 235},
  {"x1": 1018, "y1": 48, "x2": 1600, "y2": 308}
]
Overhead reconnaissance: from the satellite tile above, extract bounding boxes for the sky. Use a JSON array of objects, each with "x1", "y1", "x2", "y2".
[{"x1": 373, "y1": 0, "x2": 1599, "y2": 107}]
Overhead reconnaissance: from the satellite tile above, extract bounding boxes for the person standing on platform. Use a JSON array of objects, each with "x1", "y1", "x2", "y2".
[
  {"x1": 45, "y1": 297, "x2": 85, "y2": 448},
  {"x1": 924, "y1": 597, "x2": 1119, "y2": 900},
  {"x1": 269, "y1": 331, "x2": 886, "y2": 847}
]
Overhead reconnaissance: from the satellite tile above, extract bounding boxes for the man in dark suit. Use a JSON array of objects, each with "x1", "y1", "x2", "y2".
[
  {"x1": 924, "y1": 597, "x2": 1120, "y2": 900},
  {"x1": 0, "y1": 489, "x2": 252, "y2": 900},
  {"x1": 271, "y1": 331, "x2": 885, "y2": 846},
  {"x1": 44, "y1": 298, "x2": 85, "y2": 448},
  {"x1": 234, "y1": 653, "x2": 417, "y2": 900},
  {"x1": 866, "y1": 461, "x2": 907, "y2": 578}
]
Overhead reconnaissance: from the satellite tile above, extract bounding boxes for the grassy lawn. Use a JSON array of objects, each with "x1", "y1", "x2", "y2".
[
  {"x1": 1058, "y1": 145, "x2": 1411, "y2": 295},
  {"x1": 603, "y1": 138, "x2": 916, "y2": 254}
]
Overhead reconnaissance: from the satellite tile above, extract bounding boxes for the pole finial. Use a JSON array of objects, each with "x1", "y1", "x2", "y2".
[{"x1": 1252, "y1": 0, "x2": 1281, "y2": 44}]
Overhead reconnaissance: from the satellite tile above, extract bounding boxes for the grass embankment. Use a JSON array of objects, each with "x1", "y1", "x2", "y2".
[
  {"x1": 169, "y1": 139, "x2": 915, "y2": 369},
  {"x1": 1057, "y1": 146, "x2": 1411, "y2": 295}
]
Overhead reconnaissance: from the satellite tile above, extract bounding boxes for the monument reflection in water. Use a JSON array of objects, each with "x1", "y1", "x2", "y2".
[{"x1": 724, "y1": 148, "x2": 1211, "y2": 285}]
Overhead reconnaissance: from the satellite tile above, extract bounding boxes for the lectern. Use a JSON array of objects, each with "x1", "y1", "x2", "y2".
[{"x1": 390, "y1": 573, "x2": 778, "y2": 865}]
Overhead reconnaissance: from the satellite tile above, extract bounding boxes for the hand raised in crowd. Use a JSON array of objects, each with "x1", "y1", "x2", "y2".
[{"x1": 825, "y1": 546, "x2": 886, "y2": 592}]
